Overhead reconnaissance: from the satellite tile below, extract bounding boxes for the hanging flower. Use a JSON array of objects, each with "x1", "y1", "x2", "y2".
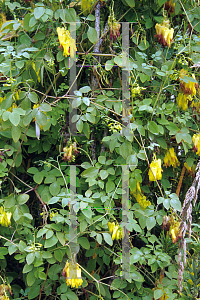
[
  {"x1": 179, "y1": 69, "x2": 198, "y2": 97},
  {"x1": 163, "y1": 215, "x2": 182, "y2": 243},
  {"x1": 148, "y1": 154, "x2": 162, "y2": 181},
  {"x1": 192, "y1": 133, "x2": 200, "y2": 155},
  {"x1": 109, "y1": 21, "x2": 121, "y2": 41},
  {"x1": 0, "y1": 207, "x2": 12, "y2": 227},
  {"x1": 163, "y1": 148, "x2": 180, "y2": 168},
  {"x1": 184, "y1": 162, "x2": 195, "y2": 178},
  {"x1": 63, "y1": 142, "x2": 79, "y2": 162},
  {"x1": 164, "y1": 0, "x2": 175, "y2": 15},
  {"x1": 131, "y1": 181, "x2": 151, "y2": 209},
  {"x1": 176, "y1": 92, "x2": 190, "y2": 111},
  {"x1": 57, "y1": 27, "x2": 77, "y2": 58},
  {"x1": 62, "y1": 261, "x2": 83, "y2": 288},
  {"x1": 155, "y1": 19, "x2": 174, "y2": 48},
  {"x1": 108, "y1": 222, "x2": 124, "y2": 240}
]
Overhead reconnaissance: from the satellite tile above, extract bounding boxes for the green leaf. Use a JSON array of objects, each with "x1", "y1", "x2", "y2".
[
  {"x1": 34, "y1": 7, "x2": 45, "y2": 19},
  {"x1": 130, "y1": 271, "x2": 144, "y2": 282},
  {"x1": 127, "y1": 154, "x2": 138, "y2": 170},
  {"x1": 79, "y1": 86, "x2": 91, "y2": 93},
  {"x1": 98, "y1": 156, "x2": 106, "y2": 164},
  {"x1": 106, "y1": 181, "x2": 115, "y2": 193},
  {"x1": 154, "y1": 289, "x2": 163, "y2": 299},
  {"x1": 130, "y1": 248, "x2": 143, "y2": 263},
  {"x1": 78, "y1": 237, "x2": 90, "y2": 249},
  {"x1": 54, "y1": 249, "x2": 64, "y2": 262},
  {"x1": 23, "y1": 112, "x2": 32, "y2": 126},
  {"x1": 28, "y1": 285, "x2": 40, "y2": 299},
  {"x1": 49, "y1": 182, "x2": 61, "y2": 196},
  {"x1": 158, "y1": 0, "x2": 166, "y2": 5},
  {"x1": 11, "y1": 126, "x2": 21, "y2": 142},
  {"x1": 27, "y1": 167, "x2": 38, "y2": 174},
  {"x1": 44, "y1": 235, "x2": 58, "y2": 248},
  {"x1": 163, "y1": 198, "x2": 170, "y2": 209},
  {"x1": 66, "y1": 290, "x2": 78, "y2": 300},
  {"x1": 119, "y1": 141, "x2": 132, "y2": 159},
  {"x1": 39, "y1": 103, "x2": 52, "y2": 112},
  {"x1": 36, "y1": 111, "x2": 47, "y2": 126},
  {"x1": 170, "y1": 198, "x2": 181, "y2": 211},
  {"x1": 26, "y1": 252, "x2": 35, "y2": 265},
  {"x1": 48, "y1": 197, "x2": 60, "y2": 204},
  {"x1": 76, "y1": 119, "x2": 83, "y2": 132},
  {"x1": 87, "y1": 26, "x2": 97, "y2": 44},
  {"x1": 146, "y1": 217, "x2": 156, "y2": 230},
  {"x1": 18, "y1": 194, "x2": 29, "y2": 205},
  {"x1": 125, "y1": 0, "x2": 135, "y2": 7},
  {"x1": 65, "y1": 8, "x2": 76, "y2": 22},
  {"x1": 33, "y1": 172, "x2": 44, "y2": 184},
  {"x1": 148, "y1": 121, "x2": 159, "y2": 135},
  {"x1": 83, "y1": 122, "x2": 90, "y2": 139},
  {"x1": 166, "y1": 122, "x2": 179, "y2": 135},
  {"x1": 27, "y1": 271, "x2": 36, "y2": 287},
  {"x1": 28, "y1": 92, "x2": 38, "y2": 103},
  {"x1": 9, "y1": 113, "x2": 20, "y2": 126},
  {"x1": 102, "y1": 233, "x2": 113, "y2": 246},
  {"x1": 56, "y1": 232, "x2": 65, "y2": 246},
  {"x1": 82, "y1": 167, "x2": 99, "y2": 178},
  {"x1": 23, "y1": 264, "x2": 33, "y2": 274},
  {"x1": 100, "y1": 170, "x2": 108, "y2": 180}
]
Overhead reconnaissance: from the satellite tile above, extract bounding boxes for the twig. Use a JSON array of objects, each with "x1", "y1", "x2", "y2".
[
  {"x1": 39, "y1": 264, "x2": 50, "y2": 300},
  {"x1": 176, "y1": 165, "x2": 186, "y2": 197}
]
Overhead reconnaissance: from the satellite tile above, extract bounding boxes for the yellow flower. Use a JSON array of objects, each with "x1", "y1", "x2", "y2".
[
  {"x1": 163, "y1": 148, "x2": 180, "y2": 168},
  {"x1": 176, "y1": 92, "x2": 189, "y2": 111},
  {"x1": 2, "y1": 295, "x2": 10, "y2": 300},
  {"x1": 62, "y1": 261, "x2": 83, "y2": 288},
  {"x1": 108, "y1": 221, "x2": 124, "y2": 240},
  {"x1": 33, "y1": 104, "x2": 39, "y2": 109},
  {"x1": 180, "y1": 69, "x2": 197, "y2": 97},
  {"x1": 192, "y1": 133, "x2": 200, "y2": 155},
  {"x1": 32, "y1": 63, "x2": 40, "y2": 82},
  {"x1": 50, "y1": 211, "x2": 58, "y2": 220},
  {"x1": 148, "y1": 154, "x2": 162, "y2": 181},
  {"x1": 0, "y1": 207, "x2": 12, "y2": 227},
  {"x1": 57, "y1": 27, "x2": 77, "y2": 58},
  {"x1": 155, "y1": 19, "x2": 173, "y2": 47},
  {"x1": 131, "y1": 181, "x2": 151, "y2": 209},
  {"x1": 184, "y1": 162, "x2": 191, "y2": 171}
]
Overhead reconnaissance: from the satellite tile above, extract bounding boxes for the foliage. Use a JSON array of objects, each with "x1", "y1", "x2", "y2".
[{"x1": 0, "y1": 0, "x2": 200, "y2": 299}]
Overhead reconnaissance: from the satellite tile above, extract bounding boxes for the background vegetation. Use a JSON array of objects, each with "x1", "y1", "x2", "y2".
[{"x1": 0, "y1": 0, "x2": 200, "y2": 299}]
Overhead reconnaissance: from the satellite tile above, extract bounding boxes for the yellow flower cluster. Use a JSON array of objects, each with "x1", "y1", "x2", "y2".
[
  {"x1": 81, "y1": 0, "x2": 93, "y2": 15},
  {"x1": 176, "y1": 92, "x2": 190, "y2": 111},
  {"x1": 62, "y1": 261, "x2": 83, "y2": 288},
  {"x1": 148, "y1": 154, "x2": 162, "y2": 181},
  {"x1": 177, "y1": 69, "x2": 198, "y2": 110},
  {"x1": 155, "y1": 19, "x2": 174, "y2": 48},
  {"x1": 108, "y1": 222, "x2": 124, "y2": 240},
  {"x1": 63, "y1": 142, "x2": 78, "y2": 162},
  {"x1": 163, "y1": 148, "x2": 180, "y2": 168},
  {"x1": 131, "y1": 181, "x2": 151, "y2": 209},
  {"x1": 50, "y1": 211, "x2": 58, "y2": 220},
  {"x1": 0, "y1": 283, "x2": 11, "y2": 299},
  {"x1": 180, "y1": 69, "x2": 197, "y2": 97},
  {"x1": 192, "y1": 133, "x2": 200, "y2": 155},
  {"x1": 163, "y1": 215, "x2": 182, "y2": 243},
  {"x1": 57, "y1": 27, "x2": 77, "y2": 58},
  {"x1": 0, "y1": 207, "x2": 12, "y2": 227}
]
